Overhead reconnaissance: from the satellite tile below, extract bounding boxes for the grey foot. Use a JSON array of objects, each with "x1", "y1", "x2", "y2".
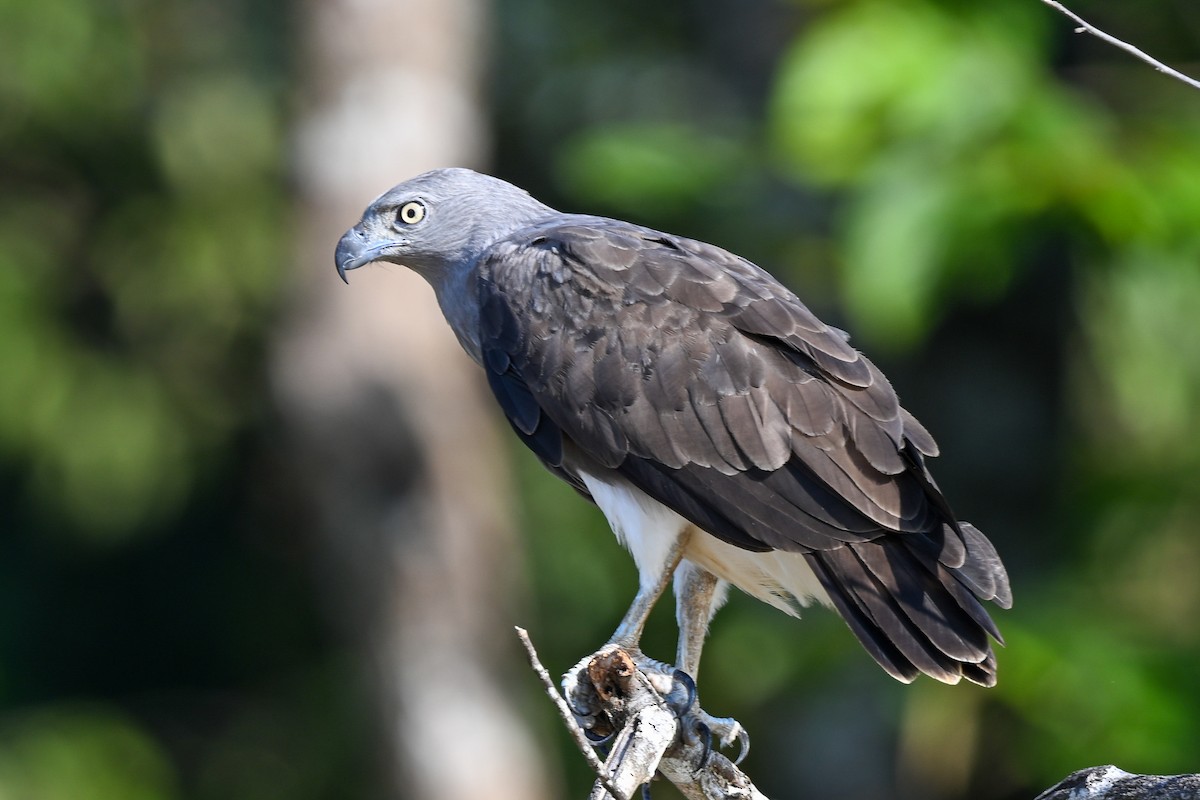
[
  {"x1": 562, "y1": 651, "x2": 611, "y2": 739},
  {"x1": 662, "y1": 668, "x2": 749, "y2": 766},
  {"x1": 687, "y1": 709, "x2": 750, "y2": 766},
  {"x1": 563, "y1": 647, "x2": 749, "y2": 767}
]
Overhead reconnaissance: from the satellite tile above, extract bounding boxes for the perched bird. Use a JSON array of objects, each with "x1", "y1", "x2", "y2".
[{"x1": 335, "y1": 168, "x2": 1011, "y2": 739}]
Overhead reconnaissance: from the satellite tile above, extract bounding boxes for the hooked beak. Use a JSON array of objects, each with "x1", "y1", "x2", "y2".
[{"x1": 335, "y1": 227, "x2": 395, "y2": 284}]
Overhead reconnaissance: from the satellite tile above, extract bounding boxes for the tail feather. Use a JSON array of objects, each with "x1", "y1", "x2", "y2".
[
  {"x1": 957, "y1": 523, "x2": 1013, "y2": 608},
  {"x1": 853, "y1": 539, "x2": 990, "y2": 661},
  {"x1": 807, "y1": 521, "x2": 1009, "y2": 688},
  {"x1": 805, "y1": 551, "x2": 921, "y2": 684},
  {"x1": 810, "y1": 547, "x2": 966, "y2": 684}
]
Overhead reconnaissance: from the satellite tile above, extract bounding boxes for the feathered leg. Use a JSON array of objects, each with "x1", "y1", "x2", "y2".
[
  {"x1": 610, "y1": 533, "x2": 688, "y2": 648},
  {"x1": 562, "y1": 532, "x2": 688, "y2": 728},
  {"x1": 673, "y1": 561, "x2": 748, "y2": 763},
  {"x1": 673, "y1": 561, "x2": 725, "y2": 679}
]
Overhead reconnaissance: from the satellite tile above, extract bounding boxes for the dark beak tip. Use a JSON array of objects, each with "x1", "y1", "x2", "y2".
[
  {"x1": 335, "y1": 227, "x2": 390, "y2": 284},
  {"x1": 334, "y1": 230, "x2": 359, "y2": 284}
]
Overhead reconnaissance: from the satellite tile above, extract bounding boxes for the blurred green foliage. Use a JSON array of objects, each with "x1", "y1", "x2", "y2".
[
  {"x1": 0, "y1": 0, "x2": 374, "y2": 798},
  {"x1": 3, "y1": 0, "x2": 1200, "y2": 797},
  {"x1": 0, "y1": 0, "x2": 284, "y2": 537},
  {"x1": 558, "y1": 123, "x2": 753, "y2": 216},
  {"x1": 0, "y1": 706, "x2": 178, "y2": 800}
]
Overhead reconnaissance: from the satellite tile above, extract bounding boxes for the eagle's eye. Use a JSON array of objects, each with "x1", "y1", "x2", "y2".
[{"x1": 397, "y1": 201, "x2": 426, "y2": 226}]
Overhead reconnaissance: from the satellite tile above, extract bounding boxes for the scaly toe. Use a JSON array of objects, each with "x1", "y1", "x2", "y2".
[
  {"x1": 689, "y1": 711, "x2": 749, "y2": 765},
  {"x1": 561, "y1": 654, "x2": 605, "y2": 732},
  {"x1": 621, "y1": 655, "x2": 748, "y2": 766}
]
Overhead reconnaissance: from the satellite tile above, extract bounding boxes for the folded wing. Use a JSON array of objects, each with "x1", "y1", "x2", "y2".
[{"x1": 477, "y1": 217, "x2": 1011, "y2": 686}]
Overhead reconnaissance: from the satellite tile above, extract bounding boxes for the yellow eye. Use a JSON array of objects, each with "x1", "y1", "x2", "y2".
[{"x1": 397, "y1": 201, "x2": 425, "y2": 225}]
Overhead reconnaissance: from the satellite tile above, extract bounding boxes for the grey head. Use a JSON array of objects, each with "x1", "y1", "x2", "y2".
[{"x1": 335, "y1": 167, "x2": 557, "y2": 284}]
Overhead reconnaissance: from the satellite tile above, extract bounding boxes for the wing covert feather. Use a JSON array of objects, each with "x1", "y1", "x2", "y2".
[
  {"x1": 477, "y1": 219, "x2": 949, "y2": 535},
  {"x1": 475, "y1": 216, "x2": 1008, "y2": 686}
]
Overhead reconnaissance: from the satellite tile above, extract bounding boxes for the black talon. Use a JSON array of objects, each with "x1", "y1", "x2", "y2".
[
  {"x1": 694, "y1": 721, "x2": 713, "y2": 768},
  {"x1": 666, "y1": 669, "x2": 697, "y2": 718},
  {"x1": 584, "y1": 726, "x2": 615, "y2": 745},
  {"x1": 732, "y1": 727, "x2": 750, "y2": 766},
  {"x1": 640, "y1": 781, "x2": 652, "y2": 800}
]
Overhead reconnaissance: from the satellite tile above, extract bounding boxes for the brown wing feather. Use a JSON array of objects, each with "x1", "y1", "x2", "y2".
[{"x1": 476, "y1": 216, "x2": 1010, "y2": 685}]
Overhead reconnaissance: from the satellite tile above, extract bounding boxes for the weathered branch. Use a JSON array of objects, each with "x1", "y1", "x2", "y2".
[
  {"x1": 1037, "y1": 765, "x2": 1200, "y2": 800},
  {"x1": 1039, "y1": 1, "x2": 1200, "y2": 91},
  {"x1": 518, "y1": 629, "x2": 769, "y2": 800},
  {"x1": 522, "y1": 630, "x2": 1200, "y2": 800},
  {"x1": 517, "y1": 628, "x2": 626, "y2": 799}
]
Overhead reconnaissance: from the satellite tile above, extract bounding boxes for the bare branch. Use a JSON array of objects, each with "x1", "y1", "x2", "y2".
[
  {"x1": 516, "y1": 627, "x2": 629, "y2": 800},
  {"x1": 1037, "y1": 765, "x2": 1200, "y2": 800},
  {"x1": 519, "y1": 629, "x2": 769, "y2": 800},
  {"x1": 1040, "y1": 0, "x2": 1200, "y2": 91},
  {"x1": 584, "y1": 666, "x2": 676, "y2": 800}
]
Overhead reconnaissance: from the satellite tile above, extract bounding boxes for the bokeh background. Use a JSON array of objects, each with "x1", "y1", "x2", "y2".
[{"x1": 3, "y1": 0, "x2": 1199, "y2": 798}]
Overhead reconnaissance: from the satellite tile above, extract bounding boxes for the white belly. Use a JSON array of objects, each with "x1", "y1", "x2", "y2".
[{"x1": 578, "y1": 470, "x2": 832, "y2": 614}]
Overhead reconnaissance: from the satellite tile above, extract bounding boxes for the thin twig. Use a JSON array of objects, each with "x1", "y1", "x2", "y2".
[
  {"x1": 1040, "y1": 0, "x2": 1200, "y2": 91},
  {"x1": 515, "y1": 627, "x2": 630, "y2": 800}
]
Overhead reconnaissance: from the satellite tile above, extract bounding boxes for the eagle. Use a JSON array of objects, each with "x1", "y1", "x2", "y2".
[{"x1": 335, "y1": 167, "x2": 1010, "y2": 746}]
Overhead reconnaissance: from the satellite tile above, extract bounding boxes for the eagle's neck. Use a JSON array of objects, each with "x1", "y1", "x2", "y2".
[{"x1": 432, "y1": 259, "x2": 485, "y2": 366}]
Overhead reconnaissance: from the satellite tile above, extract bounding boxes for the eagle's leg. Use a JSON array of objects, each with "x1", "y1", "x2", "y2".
[
  {"x1": 673, "y1": 561, "x2": 725, "y2": 679},
  {"x1": 671, "y1": 562, "x2": 749, "y2": 764},
  {"x1": 610, "y1": 531, "x2": 689, "y2": 649},
  {"x1": 562, "y1": 530, "x2": 690, "y2": 729}
]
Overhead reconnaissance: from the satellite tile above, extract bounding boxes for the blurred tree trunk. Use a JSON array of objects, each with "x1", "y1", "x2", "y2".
[{"x1": 273, "y1": 1, "x2": 555, "y2": 798}]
